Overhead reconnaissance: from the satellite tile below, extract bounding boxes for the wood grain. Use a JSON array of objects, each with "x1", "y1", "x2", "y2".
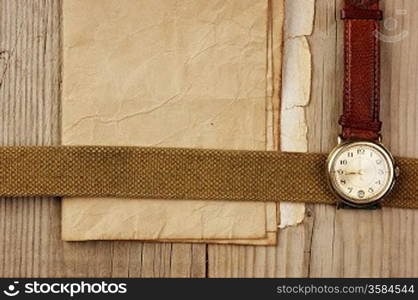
[
  {"x1": 0, "y1": 0, "x2": 206, "y2": 278},
  {"x1": 0, "y1": 0, "x2": 63, "y2": 277},
  {"x1": 0, "y1": 0, "x2": 417, "y2": 277},
  {"x1": 208, "y1": 0, "x2": 418, "y2": 277},
  {"x1": 306, "y1": 0, "x2": 418, "y2": 277}
]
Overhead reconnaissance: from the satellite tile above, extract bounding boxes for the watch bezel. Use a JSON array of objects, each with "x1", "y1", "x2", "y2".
[{"x1": 326, "y1": 138, "x2": 397, "y2": 208}]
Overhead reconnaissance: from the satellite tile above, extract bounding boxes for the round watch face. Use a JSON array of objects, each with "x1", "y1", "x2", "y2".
[{"x1": 327, "y1": 140, "x2": 396, "y2": 206}]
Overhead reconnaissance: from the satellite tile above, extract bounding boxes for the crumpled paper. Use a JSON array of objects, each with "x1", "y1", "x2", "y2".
[{"x1": 61, "y1": 0, "x2": 283, "y2": 244}]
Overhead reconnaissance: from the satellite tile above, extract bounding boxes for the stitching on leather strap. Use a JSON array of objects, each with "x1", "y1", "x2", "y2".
[
  {"x1": 373, "y1": 20, "x2": 380, "y2": 124},
  {"x1": 340, "y1": 0, "x2": 381, "y2": 140},
  {"x1": 347, "y1": 0, "x2": 379, "y2": 9},
  {"x1": 339, "y1": 116, "x2": 382, "y2": 132},
  {"x1": 341, "y1": 9, "x2": 383, "y2": 20}
]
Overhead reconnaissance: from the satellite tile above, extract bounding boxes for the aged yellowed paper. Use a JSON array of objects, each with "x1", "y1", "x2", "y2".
[
  {"x1": 62, "y1": 0, "x2": 283, "y2": 244},
  {"x1": 279, "y1": 0, "x2": 315, "y2": 227}
]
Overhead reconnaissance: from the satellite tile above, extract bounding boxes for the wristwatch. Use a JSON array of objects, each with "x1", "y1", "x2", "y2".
[{"x1": 326, "y1": 0, "x2": 398, "y2": 208}]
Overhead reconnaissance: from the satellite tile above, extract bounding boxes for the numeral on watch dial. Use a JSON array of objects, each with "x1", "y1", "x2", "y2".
[{"x1": 329, "y1": 143, "x2": 392, "y2": 202}]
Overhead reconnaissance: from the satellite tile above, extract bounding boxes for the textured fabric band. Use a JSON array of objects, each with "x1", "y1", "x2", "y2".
[{"x1": 0, "y1": 146, "x2": 416, "y2": 209}]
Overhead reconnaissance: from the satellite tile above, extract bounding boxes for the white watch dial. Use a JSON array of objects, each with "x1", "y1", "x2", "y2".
[{"x1": 328, "y1": 141, "x2": 395, "y2": 204}]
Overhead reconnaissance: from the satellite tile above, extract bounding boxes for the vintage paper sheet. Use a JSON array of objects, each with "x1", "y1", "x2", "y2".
[{"x1": 62, "y1": 0, "x2": 283, "y2": 244}]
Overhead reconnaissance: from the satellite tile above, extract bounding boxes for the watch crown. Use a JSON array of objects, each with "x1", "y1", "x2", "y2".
[{"x1": 395, "y1": 166, "x2": 400, "y2": 178}]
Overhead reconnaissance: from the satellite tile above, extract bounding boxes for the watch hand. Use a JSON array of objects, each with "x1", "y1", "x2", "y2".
[{"x1": 345, "y1": 170, "x2": 363, "y2": 175}]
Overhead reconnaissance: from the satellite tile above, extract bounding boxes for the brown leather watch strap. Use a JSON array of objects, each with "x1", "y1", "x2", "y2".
[{"x1": 339, "y1": 0, "x2": 382, "y2": 140}]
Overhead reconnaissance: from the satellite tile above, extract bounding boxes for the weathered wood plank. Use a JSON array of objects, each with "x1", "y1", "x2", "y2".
[
  {"x1": 0, "y1": 0, "x2": 64, "y2": 277},
  {"x1": 209, "y1": 0, "x2": 418, "y2": 277},
  {"x1": 0, "y1": 0, "x2": 206, "y2": 278},
  {"x1": 305, "y1": 0, "x2": 418, "y2": 277},
  {"x1": 0, "y1": 0, "x2": 417, "y2": 278}
]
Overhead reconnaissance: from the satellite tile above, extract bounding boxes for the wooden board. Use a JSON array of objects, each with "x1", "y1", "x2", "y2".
[
  {"x1": 209, "y1": 0, "x2": 418, "y2": 277},
  {"x1": 0, "y1": 0, "x2": 206, "y2": 278},
  {"x1": 0, "y1": 0, "x2": 417, "y2": 277}
]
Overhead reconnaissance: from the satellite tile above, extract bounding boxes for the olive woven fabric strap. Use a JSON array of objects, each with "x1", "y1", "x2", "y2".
[{"x1": 0, "y1": 146, "x2": 416, "y2": 209}]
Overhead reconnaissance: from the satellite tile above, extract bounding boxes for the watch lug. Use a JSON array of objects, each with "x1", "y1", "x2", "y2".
[
  {"x1": 336, "y1": 201, "x2": 345, "y2": 209},
  {"x1": 337, "y1": 201, "x2": 382, "y2": 210},
  {"x1": 337, "y1": 135, "x2": 343, "y2": 145}
]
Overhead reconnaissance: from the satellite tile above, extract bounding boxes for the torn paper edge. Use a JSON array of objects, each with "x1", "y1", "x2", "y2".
[{"x1": 279, "y1": 0, "x2": 315, "y2": 228}]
